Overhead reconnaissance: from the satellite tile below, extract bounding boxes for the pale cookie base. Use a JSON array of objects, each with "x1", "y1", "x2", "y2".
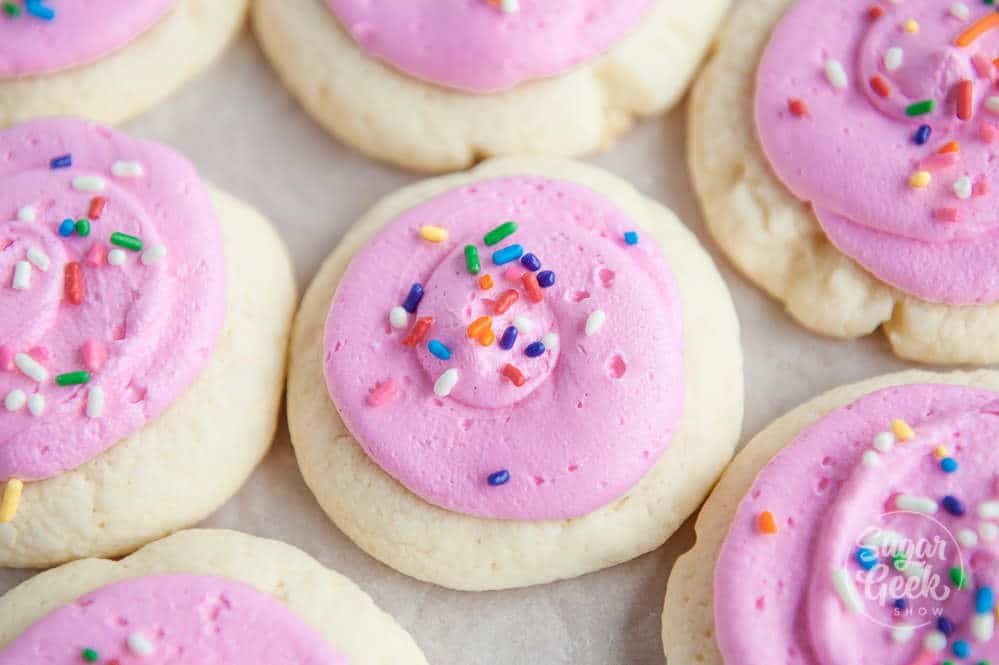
[
  {"x1": 0, "y1": 529, "x2": 429, "y2": 665},
  {"x1": 288, "y1": 157, "x2": 744, "y2": 591},
  {"x1": 662, "y1": 369, "x2": 999, "y2": 665},
  {"x1": 0, "y1": 187, "x2": 297, "y2": 568},
  {"x1": 252, "y1": 0, "x2": 731, "y2": 173},
  {"x1": 689, "y1": 0, "x2": 999, "y2": 365},
  {"x1": 0, "y1": 0, "x2": 247, "y2": 128}
]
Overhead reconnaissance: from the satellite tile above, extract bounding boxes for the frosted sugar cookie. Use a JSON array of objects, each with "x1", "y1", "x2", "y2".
[
  {"x1": 253, "y1": 0, "x2": 731, "y2": 172},
  {"x1": 0, "y1": 117, "x2": 296, "y2": 567},
  {"x1": 288, "y1": 157, "x2": 743, "y2": 590},
  {"x1": 0, "y1": 0, "x2": 247, "y2": 127},
  {"x1": 0, "y1": 529, "x2": 428, "y2": 665}
]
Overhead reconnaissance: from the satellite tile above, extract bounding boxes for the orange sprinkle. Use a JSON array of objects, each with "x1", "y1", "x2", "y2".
[
  {"x1": 957, "y1": 79, "x2": 974, "y2": 120},
  {"x1": 494, "y1": 289, "x2": 519, "y2": 315},
  {"x1": 64, "y1": 262, "x2": 83, "y2": 305},
  {"x1": 521, "y1": 272, "x2": 543, "y2": 304},
  {"x1": 867, "y1": 4, "x2": 884, "y2": 19},
  {"x1": 477, "y1": 327, "x2": 496, "y2": 347},
  {"x1": 467, "y1": 316, "x2": 492, "y2": 339},
  {"x1": 401, "y1": 317, "x2": 433, "y2": 346},
  {"x1": 478, "y1": 274, "x2": 494, "y2": 290},
  {"x1": 869, "y1": 75, "x2": 891, "y2": 98},
  {"x1": 788, "y1": 98, "x2": 809, "y2": 117},
  {"x1": 88, "y1": 197, "x2": 106, "y2": 220},
  {"x1": 758, "y1": 511, "x2": 779, "y2": 535},
  {"x1": 955, "y1": 12, "x2": 999, "y2": 47},
  {"x1": 937, "y1": 140, "x2": 960, "y2": 154},
  {"x1": 501, "y1": 364, "x2": 526, "y2": 387}
]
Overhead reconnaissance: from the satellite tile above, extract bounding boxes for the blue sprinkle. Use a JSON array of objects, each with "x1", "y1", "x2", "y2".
[
  {"x1": 58, "y1": 218, "x2": 75, "y2": 237},
  {"x1": 537, "y1": 270, "x2": 556, "y2": 288},
  {"x1": 977, "y1": 586, "x2": 995, "y2": 614},
  {"x1": 624, "y1": 231, "x2": 639, "y2": 245},
  {"x1": 940, "y1": 457, "x2": 959, "y2": 473},
  {"x1": 938, "y1": 615, "x2": 954, "y2": 636},
  {"x1": 499, "y1": 326, "x2": 518, "y2": 351},
  {"x1": 855, "y1": 547, "x2": 877, "y2": 571},
  {"x1": 427, "y1": 339, "x2": 452, "y2": 361},
  {"x1": 942, "y1": 495, "x2": 965, "y2": 516},
  {"x1": 913, "y1": 124, "x2": 931, "y2": 145},
  {"x1": 524, "y1": 341, "x2": 545, "y2": 358},
  {"x1": 953, "y1": 640, "x2": 970, "y2": 658},
  {"x1": 25, "y1": 1, "x2": 55, "y2": 20},
  {"x1": 401, "y1": 283, "x2": 424, "y2": 313},
  {"x1": 520, "y1": 253, "x2": 541, "y2": 271},
  {"x1": 491, "y1": 244, "x2": 524, "y2": 266},
  {"x1": 50, "y1": 153, "x2": 72, "y2": 169},
  {"x1": 487, "y1": 470, "x2": 510, "y2": 486},
  {"x1": 893, "y1": 598, "x2": 908, "y2": 611}
]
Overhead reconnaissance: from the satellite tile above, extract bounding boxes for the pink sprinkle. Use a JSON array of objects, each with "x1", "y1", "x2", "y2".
[
  {"x1": 918, "y1": 153, "x2": 960, "y2": 171},
  {"x1": 86, "y1": 243, "x2": 106, "y2": 266},
  {"x1": 81, "y1": 339, "x2": 107, "y2": 372},
  {"x1": 367, "y1": 379, "x2": 398, "y2": 407},
  {"x1": 975, "y1": 177, "x2": 990, "y2": 196},
  {"x1": 503, "y1": 265, "x2": 522, "y2": 282},
  {"x1": 905, "y1": 651, "x2": 938, "y2": 665},
  {"x1": 933, "y1": 207, "x2": 961, "y2": 222},
  {"x1": 0, "y1": 346, "x2": 13, "y2": 371},
  {"x1": 982, "y1": 122, "x2": 999, "y2": 144},
  {"x1": 28, "y1": 346, "x2": 49, "y2": 362},
  {"x1": 973, "y1": 53, "x2": 994, "y2": 78}
]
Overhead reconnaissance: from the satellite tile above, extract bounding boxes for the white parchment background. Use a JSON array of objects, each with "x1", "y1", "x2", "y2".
[{"x1": 0, "y1": 31, "x2": 915, "y2": 664}]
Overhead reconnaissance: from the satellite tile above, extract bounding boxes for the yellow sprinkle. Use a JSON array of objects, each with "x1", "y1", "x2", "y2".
[
  {"x1": 419, "y1": 225, "x2": 448, "y2": 243},
  {"x1": 934, "y1": 445, "x2": 950, "y2": 459},
  {"x1": 0, "y1": 479, "x2": 23, "y2": 523},
  {"x1": 903, "y1": 18, "x2": 919, "y2": 33},
  {"x1": 892, "y1": 418, "x2": 915, "y2": 442},
  {"x1": 910, "y1": 171, "x2": 932, "y2": 188}
]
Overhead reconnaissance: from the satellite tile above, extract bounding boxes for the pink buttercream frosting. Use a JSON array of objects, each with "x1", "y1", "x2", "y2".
[
  {"x1": 715, "y1": 383, "x2": 999, "y2": 664},
  {"x1": 0, "y1": 575, "x2": 347, "y2": 663},
  {"x1": 0, "y1": 1, "x2": 175, "y2": 78},
  {"x1": 324, "y1": 0, "x2": 653, "y2": 93},
  {"x1": 0, "y1": 117, "x2": 225, "y2": 482},
  {"x1": 755, "y1": 0, "x2": 999, "y2": 304},
  {"x1": 323, "y1": 176, "x2": 684, "y2": 520}
]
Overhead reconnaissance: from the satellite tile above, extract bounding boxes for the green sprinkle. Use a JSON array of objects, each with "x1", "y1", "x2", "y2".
[
  {"x1": 891, "y1": 552, "x2": 907, "y2": 571},
  {"x1": 56, "y1": 371, "x2": 90, "y2": 386},
  {"x1": 906, "y1": 99, "x2": 936, "y2": 117},
  {"x1": 110, "y1": 232, "x2": 142, "y2": 252},
  {"x1": 950, "y1": 566, "x2": 968, "y2": 589},
  {"x1": 2, "y1": 2, "x2": 21, "y2": 17},
  {"x1": 464, "y1": 245, "x2": 481, "y2": 275},
  {"x1": 483, "y1": 221, "x2": 518, "y2": 247},
  {"x1": 75, "y1": 219, "x2": 91, "y2": 237},
  {"x1": 81, "y1": 648, "x2": 99, "y2": 662}
]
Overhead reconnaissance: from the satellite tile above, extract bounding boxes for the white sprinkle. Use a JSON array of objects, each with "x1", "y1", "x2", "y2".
[
  {"x1": 14, "y1": 353, "x2": 47, "y2": 382},
  {"x1": 87, "y1": 387, "x2": 105, "y2": 419},
  {"x1": 954, "y1": 176, "x2": 973, "y2": 200},
  {"x1": 127, "y1": 632, "x2": 155, "y2": 656},
  {"x1": 892, "y1": 625, "x2": 916, "y2": 643},
  {"x1": 872, "y1": 432, "x2": 895, "y2": 452},
  {"x1": 825, "y1": 59, "x2": 848, "y2": 89},
  {"x1": 585, "y1": 310, "x2": 607, "y2": 336},
  {"x1": 903, "y1": 561, "x2": 926, "y2": 578},
  {"x1": 512, "y1": 315, "x2": 534, "y2": 334},
  {"x1": 17, "y1": 205, "x2": 36, "y2": 222},
  {"x1": 831, "y1": 568, "x2": 863, "y2": 613},
  {"x1": 27, "y1": 393, "x2": 44, "y2": 417},
  {"x1": 141, "y1": 244, "x2": 167, "y2": 266},
  {"x1": 958, "y1": 528, "x2": 979, "y2": 547},
  {"x1": 433, "y1": 369, "x2": 459, "y2": 398},
  {"x1": 951, "y1": 2, "x2": 970, "y2": 20},
  {"x1": 973, "y1": 613, "x2": 995, "y2": 642},
  {"x1": 389, "y1": 306, "x2": 408, "y2": 329},
  {"x1": 500, "y1": 0, "x2": 519, "y2": 11},
  {"x1": 26, "y1": 247, "x2": 49, "y2": 271},
  {"x1": 884, "y1": 47, "x2": 904, "y2": 72},
  {"x1": 72, "y1": 175, "x2": 106, "y2": 192},
  {"x1": 924, "y1": 630, "x2": 947, "y2": 652},
  {"x1": 987, "y1": 96, "x2": 999, "y2": 115},
  {"x1": 107, "y1": 249, "x2": 126, "y2": 266},
  {"x1": 541, "y1": 332, "x2": 559, "y2": 350},
  {"x1": 11, "y1": 261, "x2": 30, "y2": 290},
  {"x1": 4, "y1": 390, "x2": 26, "y2": 412},
  {"x1": 896, "y1": 494, "x2": 938, "y2": 514},
  {"x1": 980, "y1": 522, "x2": 999, "y2": 542},
  {"x1": 111, "y1": 160, "x2": 145, "y2": 178},
  {"x1": 862, "y1": 450, "x2": 880, "y2": 467},
  {"x1": 978, "y1": 501, "x2": 999, "y2": 519}
]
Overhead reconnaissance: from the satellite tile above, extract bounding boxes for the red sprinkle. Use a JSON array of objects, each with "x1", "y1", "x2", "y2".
[
  {"x1": 867, "y1": 4, "x2": 884, "y2": 19},
  {"x1": 494, "y1": 289, "x2": 520, "y2": 315},
  {"x1": 401, "y1": 317, "x2": 433, "y2": 347},
  {"x1": 933, "y1": 207, "x2": 961, "y2": 223},
  {"x1": 64, "y1": 262, "x2": 83, "y2": 305},
  {"x1": 957, "y1": 79, "x2": 974, "y2": 120},
  {"x1": 501, "y1": 364, "x2": 526, "y2": 387},
  {"x1": 88, "y1": 196, "x2": 106, "y2": 220},
  {"x1": 788, "y1": 98, "x2": 809, "y2": 117},
  {"x1": 521, "y1": 272, "x2": 543, "y2": 304},
  {"x1": 869, "y1": 75, "x2": 891, "y2": 98}
]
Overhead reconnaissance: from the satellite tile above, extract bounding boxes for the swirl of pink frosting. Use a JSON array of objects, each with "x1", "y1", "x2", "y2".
[
  {"x1": 0, "y1": 1, "x2": 175, "y2": 78},
  {"x1": 0, "y1": 575, "x2": 347, "y2": 663},
  {"x1": 323, "y1": 176, "x2": 683, "y2": 520},
  {"x1": 324, "y1": 0, "x2": 653, "y2": 93},
  {"x1": 715, "y1": 383, "x2": 999, "y2": 665},
  {"x1": 0, "y1": 117, "x2": 225, "y2": 482},
  {"x1": 756, "y1": 0, "x2": 999, "y2": 304}
]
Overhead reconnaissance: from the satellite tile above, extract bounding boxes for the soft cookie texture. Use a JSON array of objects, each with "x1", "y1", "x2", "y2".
[
  {"x1": 0, "y1": 0, "x2": 247, "y2": 128},
  {"x1": 0, "y1": 529, "x2": 429, "y2": 665},
  {"x1": 689, "y1": 0, "x2": 999, "y2": 365},
  {"x1": 662, "y1": 369, "x2": 999, "y2": 665},
  {"x1": 288, "y1": 157, "x2": 743, "y2": 590},
  {"x1": 253, "y1": 0, "x2": 731, "y2": 172}
]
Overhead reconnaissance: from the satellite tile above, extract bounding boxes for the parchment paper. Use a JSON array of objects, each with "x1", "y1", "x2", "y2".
[{"x1": 0, "y1": 32, "x2": 914, "y2": 664}]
